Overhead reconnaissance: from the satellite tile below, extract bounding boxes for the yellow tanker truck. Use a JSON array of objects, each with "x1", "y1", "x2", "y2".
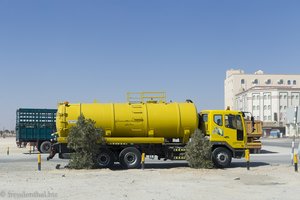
[{"x1": 47, "y1": 92, "x2": 261, "y2": 168}]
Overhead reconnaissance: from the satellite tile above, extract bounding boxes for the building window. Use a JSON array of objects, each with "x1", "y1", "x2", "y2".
[
  {"x1": 268, "y1": 116, "x2": 271, "y2": 120},
  {"x1": 293, "y1": 80, "x2": 297, "y2": 85},
  {"x1": 264, "y1": 105, "x2": 267, "y2": 110},
  {"x1": 278, "y1": 79, "x2": 284, "y2": 84},
  {"x1": 253, "y1": 95, "x2": 260, "y2": 100},
  {"x1": 265, "y1": 79, "x2": 271, "y2": 84},
  {"x1": 284, "y1": 95, "x2": 287, "y2": 99},
  {"x1": 264, "y1": 116, "x2": 267, "y2": 120},
  {"x1": 288, "y1": 80, "x2": 291, "y2": 85},
  {"x1": 241, "y1": 79, "x2": 245, "y2": 84},
  {"x1": 268, "y1": 105, "x2": 271, "y2": 110},
  {"x1": 274, "y1": 113, "x2": 278, "y2": 121},
  {"x1": 284, "y1": 106, "x2": 287, "y2": 110},
  {"x1": 268, "y1": 94, "x2": 271, "y2": 99},
  {"x1": 253, "y1": 106, "x2": 256, "y2": 110},
  {"x1": 264, "y1": 95, "x2": 267, "y2": 99},
  {"x1": 252, "y1": 79, "x2": 258, "y2": 84},
  {"x1": 280, "y1": 106, "x2": 283, "y2": 110},
  {"x1": 279, "y1": 95, "x2": 282, "y2": 99},
  {"x1": 296, "y1": 95, "x2": 299, "y2": 99}
]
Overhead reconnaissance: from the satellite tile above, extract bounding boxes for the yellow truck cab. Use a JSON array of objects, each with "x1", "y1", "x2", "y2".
[{"x1": 200, "y1": 110, "x2": 248, "y2": 167}]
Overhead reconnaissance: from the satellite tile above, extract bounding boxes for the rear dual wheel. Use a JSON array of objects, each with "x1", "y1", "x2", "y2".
[
  {"x1": 119, "y1": 147, "x2": 141, "y2": 169},
  {"x1": 96, "y1": 149, "x2": 115, "y2": 168}
]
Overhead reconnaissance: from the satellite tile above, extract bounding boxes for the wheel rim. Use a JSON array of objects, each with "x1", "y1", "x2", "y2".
[
  {"x1": 41, "y1": 142, "x2": 51, "y2": 153},
  {"x1": 217, "y1": 152, "x2": 228, "y2": 164},
  {"x1": 44, "y1": 143, "x2": 50, "y2": 151},
  {"x1": 124, "y1": 152, "x2": 137, "y2": 166},
  {"x1": 98, "y1": 153, "x2": 110, "y2": 166}
]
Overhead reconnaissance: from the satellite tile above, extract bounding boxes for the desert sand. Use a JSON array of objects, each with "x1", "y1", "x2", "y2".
[{"x1": 1, "y1": 137, "x2": 300, "y2": 200}]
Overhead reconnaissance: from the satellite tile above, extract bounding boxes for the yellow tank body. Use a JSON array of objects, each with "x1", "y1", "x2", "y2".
[{"x1": 56, "y1": 101, "x2": 198, "y2": 144}]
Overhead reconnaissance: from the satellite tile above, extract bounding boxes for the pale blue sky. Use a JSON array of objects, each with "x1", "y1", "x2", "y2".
[{"x1": 1, "y1": 1, "x2": 300, "y2": 129}]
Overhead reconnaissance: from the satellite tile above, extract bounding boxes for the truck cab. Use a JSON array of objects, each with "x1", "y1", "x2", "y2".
[{"x1": 200, "y1": 110, "x2": 248, "y2": 167}]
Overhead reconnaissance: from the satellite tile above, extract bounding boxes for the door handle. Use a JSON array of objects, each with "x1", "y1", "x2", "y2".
[{"x1": 224, "y1": 136, "x2": 229, "y2": 139}]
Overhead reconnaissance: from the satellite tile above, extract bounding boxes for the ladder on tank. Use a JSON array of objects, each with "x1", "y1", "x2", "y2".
[{"x1": 127, "y1": 92, "x2": 166, "y2": 103}]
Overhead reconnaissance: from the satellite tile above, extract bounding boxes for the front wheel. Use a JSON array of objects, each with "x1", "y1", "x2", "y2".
[
  {"x1": 212, "y1": 147, "x2": 232, "y2": 168},
  {"x1": 119, "y1": 147, "x2": 141, "y2": 169}
]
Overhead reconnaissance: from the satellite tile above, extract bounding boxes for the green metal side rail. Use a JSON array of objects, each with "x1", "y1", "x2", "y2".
[{"x1": 16, "y1": 108, "x2": 57, "y2": 142}]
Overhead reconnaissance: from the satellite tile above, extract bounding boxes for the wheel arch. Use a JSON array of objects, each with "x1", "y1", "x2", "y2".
[{"x1": 211, "y1": 142, "x2": 234, "y2": 157}]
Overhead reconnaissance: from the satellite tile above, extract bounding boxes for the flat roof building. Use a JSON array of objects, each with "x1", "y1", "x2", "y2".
[{"x1": 225, "y1": 69, "x2": 300, "y2": 136}]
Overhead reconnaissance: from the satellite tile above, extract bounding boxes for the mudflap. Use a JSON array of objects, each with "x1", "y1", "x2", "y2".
[
  {"x1": 47, "y1": 146, "x2": 57, "y2": 160},
  {"x1": 47, "y1": 143, "x2": 62, "y2": 160},
  {"x1": 47, "y1": 143, "x2": 71, "y2": 160}
]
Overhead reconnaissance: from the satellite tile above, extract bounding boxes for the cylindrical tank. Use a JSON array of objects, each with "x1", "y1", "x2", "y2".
[{"x1": 56, "y1": 101, "x2": 198, "y2": 144}]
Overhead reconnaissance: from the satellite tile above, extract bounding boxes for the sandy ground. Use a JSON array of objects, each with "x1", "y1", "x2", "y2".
[{"x1": 1, "y1": 137, "x2": 300, "y2": 200}]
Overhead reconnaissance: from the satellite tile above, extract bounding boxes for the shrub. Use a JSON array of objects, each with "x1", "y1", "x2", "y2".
[
  {"x1": 185, "y1": 129, "x2": 214, "y2": 169},
  {"x1": 67, "y1": 115, "x2": 104, "y2": 169}
]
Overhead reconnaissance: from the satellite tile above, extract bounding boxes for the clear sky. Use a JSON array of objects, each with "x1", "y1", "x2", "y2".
[{"x1": 1, "y1": 0, "x2": 300, "y2": 129}]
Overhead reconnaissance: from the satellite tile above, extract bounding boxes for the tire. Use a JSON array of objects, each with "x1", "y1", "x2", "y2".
[
  {"x1": 96, "y1": 149, "x2": 115, "y2": 168},
  {"x1": 39, "y1": 141, "x2": 52, "y2": 153},
  {"x1": 119, "y1": 147, "x2": 141, "y2": 169},
  {"x1": 212, "y1": 147, "x2": 232, "y2": 168}
]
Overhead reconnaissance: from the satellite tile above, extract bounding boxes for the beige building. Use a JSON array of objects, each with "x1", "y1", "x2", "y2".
[{"x1": 225, "y1": 69, "x2": 300, "y2": 136}]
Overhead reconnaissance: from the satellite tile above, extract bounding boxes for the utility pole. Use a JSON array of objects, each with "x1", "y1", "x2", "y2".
[
  {"x1": 292, "y1": 106, "x2": 298, "y2": 164},
  {"x1": 296, "y1": 106, "x2": 300, "y2": 161}
]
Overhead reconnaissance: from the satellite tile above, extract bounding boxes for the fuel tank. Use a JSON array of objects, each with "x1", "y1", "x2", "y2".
[{"x1": 56, "y1": 101, "x2": 198, "y2": 144}]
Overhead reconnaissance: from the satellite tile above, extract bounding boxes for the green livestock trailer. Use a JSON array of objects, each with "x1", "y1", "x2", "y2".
[{"x1": 16, "y1": 108, "x2": 57, "y2": 153}]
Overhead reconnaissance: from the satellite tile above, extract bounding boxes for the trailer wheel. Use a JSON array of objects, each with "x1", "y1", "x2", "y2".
[
  {"x1": 39, "y1": 141, "x2": 51, "y2": 153},
  {"x1": 96, "y1": 149, "x2": 115, "y2": 168},
  {"x1": 212, "y1": 147, "x2": 232, "y2": 168},
  {"x1": 119, "y1": 147, "x2": 141, "y2": 169}
]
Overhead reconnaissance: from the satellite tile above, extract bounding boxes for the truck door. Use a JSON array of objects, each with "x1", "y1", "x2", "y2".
[
  {"x1": 224, "y1": 114, "x2": 245, "y2": 148},
  {"x1": 210, "y1": 114, "x2": 225, "y2": 140}
]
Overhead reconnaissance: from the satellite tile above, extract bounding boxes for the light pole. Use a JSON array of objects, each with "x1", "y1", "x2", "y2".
[{"x1": 292, "y1": 106, "x2": 298, "y2": 164}]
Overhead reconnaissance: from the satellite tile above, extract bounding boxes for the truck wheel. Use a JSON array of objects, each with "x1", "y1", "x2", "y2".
[
  {"x1": 96, "y1": 149, "x2": 114, "y2": 168},
  {"x1": 39, "y1": 141, "x2": 51, "y2": 153},
  {"x1": 119, "y1": 147, "x2": 141, "y2": 169},
  {"x1": 212, "y1": 147, "x2": 232, "y2": 168}
]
